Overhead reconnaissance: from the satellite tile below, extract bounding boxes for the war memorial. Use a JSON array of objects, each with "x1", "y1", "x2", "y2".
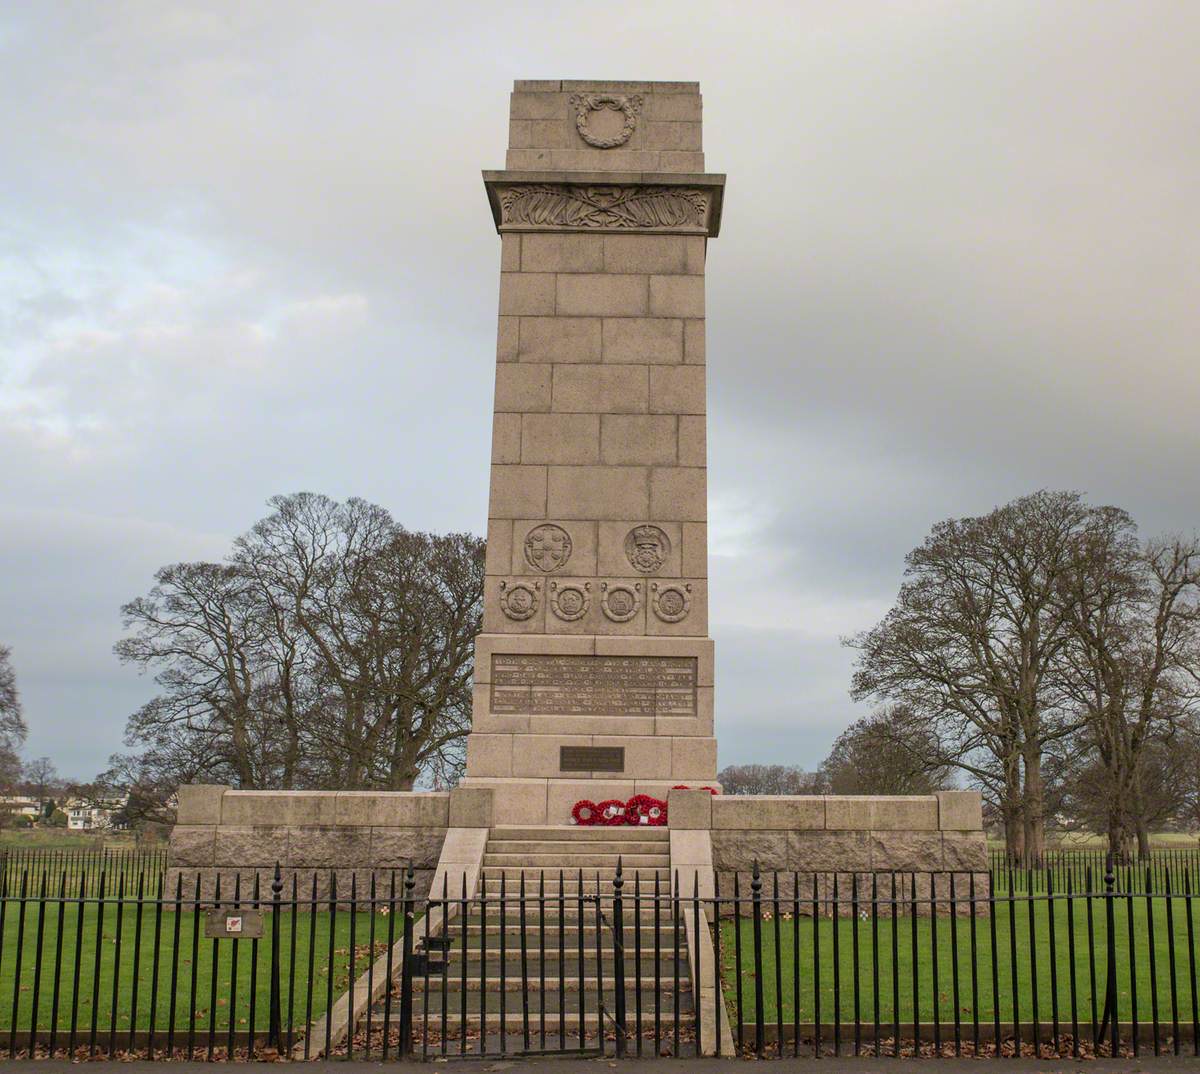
[{"x1": 168, "y1": 81, "x2": 987, "y2": 1056}]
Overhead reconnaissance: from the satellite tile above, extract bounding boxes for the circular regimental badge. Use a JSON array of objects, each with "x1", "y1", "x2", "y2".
[
  {"x1": 651, "y1": 582, "x2": 691, "y2": 623},
  {"x1": 523, "y1": 523, "x2": 572, "y2": 573},
  {"x1": 624, "y1": 524, "x2": 671, "y2": 574},
  {"x1": 568, "y1": 93, "x2": 643, "y2": 149},
  {"x1": 499, "y1": 579, "x2": 540, "y2": 621},
  {"x1": 600, "y1": 581, "x2": 641, "y2": 623},
  {"x1": 549, "y1": 580, "x2": 590, "y2": 622}
]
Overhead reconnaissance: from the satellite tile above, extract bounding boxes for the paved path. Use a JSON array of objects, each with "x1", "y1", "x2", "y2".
[{"x1": 9, "y1": 1059, "x2": 1200, "y2": 1073}]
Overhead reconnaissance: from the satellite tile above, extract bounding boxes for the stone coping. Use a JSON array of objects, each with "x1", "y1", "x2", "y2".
[
  {"x1": 668, "y1": 788, "x2": 983, "y2": 833},
  {"x1": 176, "y1": 785, "x2": 453, "y2": 827}
]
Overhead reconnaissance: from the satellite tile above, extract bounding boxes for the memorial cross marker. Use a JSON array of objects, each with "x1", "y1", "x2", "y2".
[{"x1": 460, "y1": 80, "x2": 724, "y2": 824}]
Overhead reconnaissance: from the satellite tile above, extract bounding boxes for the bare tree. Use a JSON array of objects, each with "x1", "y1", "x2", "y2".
[
  {"x1": 848, "y1": 491, "x2": 1119, "y2": 859},
  {"x1": 818, "y1": 705, "x2": 953, "y2": 795},
  {"x1": 116, "y1": 562, "x2": 293, "y2": 788},
  {"x1": 717, "y1": 764, "x2": 824, "y2": 795},
  {"x1": 0, "y1": 646, "x2": 28, "y2": 801},
  {"x1": 115, "y1": 493, "x2": 484, "y2": 794},
  {"x1": 22, "y1": 756, "x2": 58, "y2": 812},
  {"x1": 1057, "y1": 531, "x2": 1200, "y2": 857},
  {"x1": 233, "y1": 494, "x2": 483, "y2": 789}
]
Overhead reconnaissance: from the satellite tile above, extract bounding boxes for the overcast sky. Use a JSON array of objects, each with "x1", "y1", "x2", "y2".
[{"x1": 2, "y1": 1, "x2": 1197, "y2": 781}]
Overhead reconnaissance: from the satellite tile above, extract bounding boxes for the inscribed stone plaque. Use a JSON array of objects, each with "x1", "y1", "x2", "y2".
[
  {"x1": 491, "y1": 654, "x2": 697, "y2": 718},
  {"x1": 560, "y1": 746, "x2": 625, "y2": 773}
]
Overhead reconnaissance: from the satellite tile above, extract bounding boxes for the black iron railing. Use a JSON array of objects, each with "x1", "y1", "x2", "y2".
[{"x1": 0, "y1": 856, "x2": 1195, "y2": 1060}]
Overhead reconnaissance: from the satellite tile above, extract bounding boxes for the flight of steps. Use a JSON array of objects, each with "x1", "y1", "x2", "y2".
[{"x1": 377, "y1": 825, "x2": 698, "y2": 1054}]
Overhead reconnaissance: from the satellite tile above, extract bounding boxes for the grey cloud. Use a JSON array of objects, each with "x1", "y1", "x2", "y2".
[{"x1": 0, "y1": 1, "x2": 1196, "y2": 776}]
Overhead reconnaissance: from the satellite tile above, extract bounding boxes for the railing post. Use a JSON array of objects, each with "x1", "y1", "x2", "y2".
[
  {"x1": 268, "y1": 862, "x2": 283, "y2": 1051},
  {"x1": 398, "y1": 864, "x2": 416, "y2": 1056},
  {"x1": 1097, "y1": 854, "x2": 1118, "y2": 1054},
  {"x1": 751, "y1": 860, "x2": 764, "y2": 1057},
  {"x1": 613, "y1": 856, "x2": 627, "y2": 1057}
]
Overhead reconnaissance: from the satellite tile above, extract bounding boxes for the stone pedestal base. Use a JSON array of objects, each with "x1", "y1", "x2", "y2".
[
  {"x1": 459, "y1": 775, "x2": 719, "y2": 827},
  {"x1": 465, "y1": 633, "x2": 717, "y2": 826}
]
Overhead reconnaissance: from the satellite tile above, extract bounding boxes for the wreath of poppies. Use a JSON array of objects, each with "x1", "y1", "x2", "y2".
[{"x1": 570, "y1": 785, "x2": 719, "y2": 826}]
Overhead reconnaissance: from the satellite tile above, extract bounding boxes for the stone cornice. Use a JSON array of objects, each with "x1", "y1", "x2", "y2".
[{"x1": 483, "y1": 170, "x2": 725, "y2": 237}]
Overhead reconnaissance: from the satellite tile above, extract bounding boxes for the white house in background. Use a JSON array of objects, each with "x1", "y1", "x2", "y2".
[
  {"x1": 65, "y1": 796, "x2": 128, "y2": 831},
  {"x1": 0, "y1": 796, "x2": 42, "y2": 820}
]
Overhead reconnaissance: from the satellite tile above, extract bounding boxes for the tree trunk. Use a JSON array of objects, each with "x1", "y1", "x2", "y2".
[
  {"x1": 1135, "y1": 818, "x2": 1151, "y2": 860},
  {"x1": 1022, "y1": 747, "x2": 1046, "y2": 863},
  {"x1": 1002, "y1": 797, "x2": 1025, "y2": 864}
]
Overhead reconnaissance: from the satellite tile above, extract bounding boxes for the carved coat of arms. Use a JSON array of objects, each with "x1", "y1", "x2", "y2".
[
  {"x1": 524, "y1": 524, "x2": 572, "y2": 572},
  {"x1": 625, "y1": 525, "x2": 670, "y2": 574}
]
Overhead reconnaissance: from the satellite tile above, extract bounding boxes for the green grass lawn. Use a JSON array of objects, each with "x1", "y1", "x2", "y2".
[
  {"x1": 720, "y1": 895, "x2": 1200, "y2": 1028},
  {"x1": 0, "y1": 831, "x2": 153, "y2": 851},
  {"x1": 0, "y1": 903, "x2": 405, "y2": 1034}
]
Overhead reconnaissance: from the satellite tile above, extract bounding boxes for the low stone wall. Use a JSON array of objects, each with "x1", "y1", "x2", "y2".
[
  {"x1": 668, "y1": 788, "x2": 989, "y2": 909},
  {"x1": 169, "y1": 783, "x2": 987, "y2": 907},
  {"x1": 166, "y1": 785, "x2": 490, "y2": 901}
]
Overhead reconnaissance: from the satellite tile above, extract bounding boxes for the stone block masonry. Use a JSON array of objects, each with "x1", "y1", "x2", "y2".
[
  {"x1": 687, "y1": 789, "x2": 991, "y2": 910},
  {"x1": 165, "y1": 785, "x2": 483, "y2": 902},
  {"x1": 464, "y1": 81, "x2": 724, "y2": 824},
  {"x1": 168, "y1": 782, "x2": 987, "y2": 909}
]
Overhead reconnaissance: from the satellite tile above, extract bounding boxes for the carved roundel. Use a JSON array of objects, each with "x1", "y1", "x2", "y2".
[
  {"x1": 499, "y1": 579, "x2": 540, "y2": 621},
  {"x1": 524, "y1": 523, "x2": 572, "y2": 573},
  {"x1": 600, "y1": 581, "x2": 641, "y2": 623},
  {"x1": 569, "y1": 93, "x2": 643, "y2": 149},
  {"x1": 652, "y1": 582, "x2": 691, "y2": 623},
  {"x1": 550, "y1": 580, "x2": 591, "y2": 622},
  {"x1": 624, "y1": 524, "x2": 671, "y2": 574}
]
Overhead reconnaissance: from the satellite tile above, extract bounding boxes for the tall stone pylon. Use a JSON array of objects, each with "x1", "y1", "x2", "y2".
[{"x1": 461, "y1": 80, "x2": 724, "y2": 825}]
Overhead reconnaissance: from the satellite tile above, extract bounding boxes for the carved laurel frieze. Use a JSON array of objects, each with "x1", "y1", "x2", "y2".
[{"x1": 497, "y1": 184, "x2": 710, "y2": 233}]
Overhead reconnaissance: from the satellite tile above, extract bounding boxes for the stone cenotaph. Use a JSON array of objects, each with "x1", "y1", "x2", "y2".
[{"x1": 459, "y1": 80, "x2": 725, "y2": 825}]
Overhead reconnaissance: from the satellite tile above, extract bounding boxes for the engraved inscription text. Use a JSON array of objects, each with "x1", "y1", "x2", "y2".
[{"x1": 491, "y1": 654, "x2": 697, "y2": 718}]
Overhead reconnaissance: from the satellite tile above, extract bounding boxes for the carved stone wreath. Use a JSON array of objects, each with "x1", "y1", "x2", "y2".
[
  {"x1": 499, "y1": 579, "x2": 540, "y2": 621},
  {"x1": 651, "y1": 582, "x2": 691, "y2": 623},
  {"x1": 498, "y1": 184, "x2": 708, "y2": 232},
  {"x1": 549, "y1": 580, "x2": 591, "y2": 622},
  {"x1": 569, "y1": 93, "x2": 643, "y2": 149},
  {"x1": 600, "y1": 581, "x2": 641, "y2": 623}
]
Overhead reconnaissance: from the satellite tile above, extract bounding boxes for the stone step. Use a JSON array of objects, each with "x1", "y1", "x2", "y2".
[
  {"x1": 460, "y1": 921, "x2": 680, "y2": 938},
  {"x1": 482, "y1": 853, "x2": 669, "y2": 870},
  {"x1": 489, "y1": 826, "x2": 669, "y2": 842},
  {"x1": 471, "y1": 904, "x2": 673, "y2": 923},
  {"x1": 432, "y1": 949, "x2": 688, "y2": 970},
  {"x1": 380, "y1": 1009, "x2": 692, "y2": 1030},
  {"x1": 411, "y1": 975, "x2": 691, "y2": 993},
  {"x1": 439, "y1": 950, "x2": 686, "y2": 974},
  {"x1": 480, "y1": 867, "x2": 669, "y2": 883},
  {"x1": 379, "y1": 988, "x2": 696, "y2": 1017},
  {"x1": 485, "y1": 839, "x2": 670, "y2": 856}
]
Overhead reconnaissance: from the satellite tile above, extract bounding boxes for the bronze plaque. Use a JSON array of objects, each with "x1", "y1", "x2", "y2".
[
  {"x1": 560, "y1": 746, "x2": 625, "y2": 773},
  {"x1": 491, "y1": 654, "x2": 696, "y2": 718},
  {"x1": 204, "y1": 909, "x2": 264, "y2": 939}
]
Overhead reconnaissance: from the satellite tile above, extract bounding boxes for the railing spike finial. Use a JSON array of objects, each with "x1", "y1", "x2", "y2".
[
  {"x1": 614, "y1": 854, "x2": 624, "y2": 890},
  {"x1": 751, "y1": 860, "x2": 762, "y2": 892}
]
